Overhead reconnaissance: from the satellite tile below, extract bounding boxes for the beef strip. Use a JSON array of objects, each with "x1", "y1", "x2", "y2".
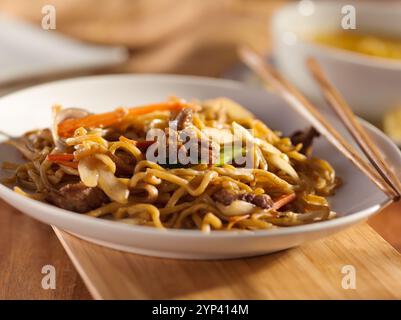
[
  {"x1": 212, "y1": 189, "x2": 237, "y2": 206},
  {"x1": 238, "y1": 193, "x2": 274, "y2": 209},
  {"x1": 109, "y1": 150, "x2": 135, "y2": 176},
  {"x1": 212, "y1": 189, "x2": 274, "y2": 209},
  {"x1": 175, "y1": 108, "x2": 193, "y2": 130},
  {"x1": 290, "y1": 127, "x2": 320, "y2": 155},
  {"x1": 47, "y1": 182, "x2": 109, "y2": 213}
]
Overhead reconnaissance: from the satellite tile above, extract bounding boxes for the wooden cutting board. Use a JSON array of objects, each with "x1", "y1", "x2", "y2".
[{"x1": 53, "y1": 222, "x2": 401, "y2": 299}]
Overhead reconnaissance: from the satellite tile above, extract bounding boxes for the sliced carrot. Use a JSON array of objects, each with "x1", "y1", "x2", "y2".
[
  {"x1": 47, "y1": 154, "x2": 75, "y2": 162},
  {"x1": 273, "y1": 193, "x2": 296, "y2": 210},
  {"x1": 58, "y1": 108, "x2": 126, "y2": 138},
  {"x1": 58, "y1": 101, "x2": 186, "y2": 138},
  {"x1": 125, "y1": 102, "x2": 185, "y2": 118},
  {"x1": 47, "y1": 153, "x2": 78, "y2": 168}
]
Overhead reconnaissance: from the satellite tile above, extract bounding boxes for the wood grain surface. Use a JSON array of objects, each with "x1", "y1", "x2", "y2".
[
  {"x1": 0, "y1": 201, "x2": 91, "y2": 299},
  {"x1": 1, "y1": 199, "x2": 400, "y2": 299},
  {"x1": 53, "y1": 221, "x2": 401, "y2": 300}
]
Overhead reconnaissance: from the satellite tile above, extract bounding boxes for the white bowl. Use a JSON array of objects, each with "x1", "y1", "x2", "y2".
[
  {"x1": 272, "y1": 0, "x2": 401, "y2": 121},
  {"x1": 0, "y1": 75, "x2": 399, "y2": 259}
]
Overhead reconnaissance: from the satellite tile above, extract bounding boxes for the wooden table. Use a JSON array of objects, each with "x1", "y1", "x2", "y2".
[
  {"x1": 0, "y1": 201, "x2": 91, "y2": 299},
  {"x1": 1, "y1": 0, "x2": 401, "y2": 300},
  {"x1": 54, "y1": 220, "x2": 401, "y2": 300},
  {"x1": 1, "y1": 199, "x2": 401, "y2": 299}
]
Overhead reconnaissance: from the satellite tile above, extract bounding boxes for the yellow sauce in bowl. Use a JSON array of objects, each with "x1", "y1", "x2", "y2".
[
  {"x1": 383, "y1": 106, "x2": 401, "y2": 146},
  {"x1": 313, "y1": 31, "x2": 401, "y2": 60}
]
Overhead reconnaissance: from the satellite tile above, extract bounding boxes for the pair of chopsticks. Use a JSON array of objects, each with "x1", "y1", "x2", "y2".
[{"x1": 238, "y1": 46, "x2": 401, "y2": 202}]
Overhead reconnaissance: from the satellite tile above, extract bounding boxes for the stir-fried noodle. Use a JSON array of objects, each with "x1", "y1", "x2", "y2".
[{"x1": 2, "y1": 97, "x2": 340, "y2": 232}]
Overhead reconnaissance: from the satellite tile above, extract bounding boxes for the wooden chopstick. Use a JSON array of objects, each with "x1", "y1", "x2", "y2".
[
  {"x1": 307, "y1": 57, "x2": 401, "y2": 201},
  {"x1": 238, "y1": 45, "x2": 397, "y2": 199}
]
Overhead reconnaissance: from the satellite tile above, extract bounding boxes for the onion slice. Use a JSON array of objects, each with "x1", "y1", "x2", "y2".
[
  {"x1": 217, "y1": 200, "x2": 255, "y2": 216},
  {"x1": 78, "y1": 156, "x2": 99, "y2": 187}
]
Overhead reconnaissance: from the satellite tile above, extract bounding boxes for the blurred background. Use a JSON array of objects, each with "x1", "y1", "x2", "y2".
[
  {"x1": 0, "y1": 0, "x2": 283, "y2": 78},
  {"x1": 2, "y1": 0, "x2": 400, "y2": 120}
]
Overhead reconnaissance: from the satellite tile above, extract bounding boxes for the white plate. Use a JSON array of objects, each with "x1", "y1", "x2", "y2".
[
  {"x1": 0, "y1": 15, "x2": 128, "y2": 85},
  {"x1": 0, "y1": 75, "x2": 399, "y2": 259}
]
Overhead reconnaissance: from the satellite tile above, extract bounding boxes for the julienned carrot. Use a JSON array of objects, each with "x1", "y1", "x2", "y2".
[
  {"x1": 58, "y1": 109, "x2": 127, "y2": 138},
  {"x1": 47, "y1": 154, "x2": 75, "y2": 162},
  {"x1": 273, "y1": 193, "x2": 296, "y2": 210},
  {"x1": 58, "y1": 101, "x2": 187, "y2": 138},
  {"x1": 47, "y1": 154, "x2": 78, "y2": 169}
]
